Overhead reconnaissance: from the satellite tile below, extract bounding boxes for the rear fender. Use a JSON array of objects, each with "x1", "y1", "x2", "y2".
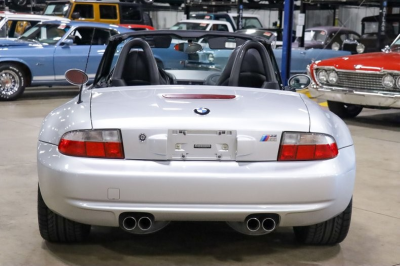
[{"x1": 300, "y1": 94, "x2": 353, "y2": 149}]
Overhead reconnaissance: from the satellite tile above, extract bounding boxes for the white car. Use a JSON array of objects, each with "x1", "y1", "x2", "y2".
[
  {"x1": 170, "y1": 19, "x2": 234, "y2": 32},
  {"x1": 0, "y1": 12, "x2": 70, "y2": 38},
  {"x1": 37, "y1": 30, "x2": 355, "y2": 245}
]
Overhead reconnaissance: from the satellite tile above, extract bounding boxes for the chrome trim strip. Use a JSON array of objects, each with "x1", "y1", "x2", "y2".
[
  {"x1": 313, "y1": 83, "x2": 400, "y2": 98},
  {"x1": 33, "y1": 75, "x2": 54, "y2": 81}
]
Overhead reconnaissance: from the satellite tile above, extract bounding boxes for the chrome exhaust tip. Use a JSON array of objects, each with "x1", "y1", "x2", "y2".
[
  {"x1": 138, "y1": 216, "x2": 153, "y2": 231},
  {"x1": 246, "y1": 217, "x2": 261, "y2": 232},
  {"x1": 262, "y1": 218, "x2": 276, "y2": 232},
  {"x1": 122, "y1": 216, "x2": 137, "y2": 231}
]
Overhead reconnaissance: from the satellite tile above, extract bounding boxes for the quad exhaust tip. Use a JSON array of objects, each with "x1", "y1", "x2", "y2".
[
  {"x1": 122, "y1": 216, "x2": 137, "y2": 231},
  {"x1": 246, "y1": 218, "x2": 261, "y2": 232},
  {"x1": 138, "y1": 216, "x2": 153, "y2": 231}
]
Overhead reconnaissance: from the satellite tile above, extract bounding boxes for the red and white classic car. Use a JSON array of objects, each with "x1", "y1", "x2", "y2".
[{"x1": 308, "y1": 34, "x2": 400, "y2": 118}]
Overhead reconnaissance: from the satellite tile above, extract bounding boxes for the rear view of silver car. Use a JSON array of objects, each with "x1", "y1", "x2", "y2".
[{"x1": 37, "y1": 31, "x2": 355, "y2": 245}]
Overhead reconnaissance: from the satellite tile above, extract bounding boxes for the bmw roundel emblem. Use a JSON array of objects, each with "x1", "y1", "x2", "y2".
[{"x1": 194, "y1": 107, "x2": 210, "y2": 115}]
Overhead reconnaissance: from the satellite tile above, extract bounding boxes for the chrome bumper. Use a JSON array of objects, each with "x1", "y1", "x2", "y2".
[
  {"x1": 309, "y1": 83, "x2": 400, "y2": 108},
  {"x1": 38, "y1": 142, "x2": 355, "y2": 228}
]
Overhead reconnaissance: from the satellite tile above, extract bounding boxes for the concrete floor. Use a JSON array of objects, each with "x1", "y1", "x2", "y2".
[{"x1": 0, "y1": 87, "x2": 399, "y2": 266}]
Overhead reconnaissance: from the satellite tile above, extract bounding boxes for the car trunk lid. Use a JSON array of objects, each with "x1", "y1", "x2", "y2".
[{"x1": 90, "y1": 85, "x2": 310, "y2": 161}]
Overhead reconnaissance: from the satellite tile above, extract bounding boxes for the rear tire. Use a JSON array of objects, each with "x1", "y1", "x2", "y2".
[
  {"x1": 0, "y1": 63, "x2": 26, "y2": 101},
  {"x1": 293, "y1": 199, "x2": 352, "y2": 245},
  {"x1": 327, "y1": 101, "x2": 363, "y2": 118},
  {"x1": 38, "y1": 186, "x2": 90, "y2": 243}
]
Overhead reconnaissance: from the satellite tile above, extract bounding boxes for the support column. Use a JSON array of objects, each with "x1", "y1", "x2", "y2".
[
  {"x1": 237, "y1": 0, "x2": 244, "y2": 30},
  {"x1": 378, "y1": 0, "x2": 387, "y2": 50},
  {"x1": 281, "y1": 0, "x2": 295, "y2": 85}
]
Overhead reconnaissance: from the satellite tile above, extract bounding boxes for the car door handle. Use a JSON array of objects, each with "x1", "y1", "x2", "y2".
[
  {"x1": 97, "y1": 49, "x2": 105, "y2": 53},
  {"x1": 300, "y1": 51, "x2": 306, "y2": 55}
]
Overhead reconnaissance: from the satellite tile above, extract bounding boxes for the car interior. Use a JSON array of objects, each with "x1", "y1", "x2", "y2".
[{"x1": 108, "y1": 37, "x2": 281, "y2": 90}]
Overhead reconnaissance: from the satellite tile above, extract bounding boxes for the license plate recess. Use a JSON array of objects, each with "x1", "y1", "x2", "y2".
[{"x1": 168, "y1": 129, "x2": 237, "y2": 160}]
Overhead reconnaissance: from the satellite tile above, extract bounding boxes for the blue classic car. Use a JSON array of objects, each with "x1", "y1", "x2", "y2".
[
  {"x1": 153, "y1": 36, "x2": 351, "y2": 79},
  {"x1": 0, "y1": 20, "x2": 132, "y2": 101}
]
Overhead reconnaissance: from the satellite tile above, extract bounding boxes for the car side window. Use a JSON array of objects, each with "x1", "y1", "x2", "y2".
[
  {"x1": 211, "y1": 24, "x2": 228, "y2": 31},
  {"x1": 68, "y1": 28, "x2": 113, "y2": 45},
  {"x1": 340, "y1": 34, "x2": 347, "y2": 42},
  {"x1": 72, "y1": 4, "x2": 94, "y2": 19},
  {"x1": 99, "y1": 5, "x2": 117, "y2": 20},
  {"x1": 68, "y1": 27, "x2": 95, "y2": 45},
  {"x1": 93, "y1": 29, "x2": 112, "y2": 45}
]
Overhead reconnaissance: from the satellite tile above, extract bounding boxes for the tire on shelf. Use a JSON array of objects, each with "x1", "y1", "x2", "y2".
[
  {"x1": 12, "y1": 0, "x2": 28, "y2": 8},
  {"x1": 0, "y1": 63, "x2": 27, "y2": 101},
  {"x1": 293, "y1": 198, "x2": 352, "y2": 245},
  {"x1": 327, "y1": 101, "x2": 363, "y2": 118},
  {"x1": 38, "y1": 186, "x2": 91, "y2": 243}
]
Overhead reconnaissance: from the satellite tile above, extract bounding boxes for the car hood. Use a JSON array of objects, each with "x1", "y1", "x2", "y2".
[
  {"x1": 0, "y1": 38, "x2": 42, "y2": 47},
  {"x1": 90, "y1": 85, "x2": 310, "y2": 161},
  {"x1": 315, "y1": 52, "x2": 400, "y2": 71}
]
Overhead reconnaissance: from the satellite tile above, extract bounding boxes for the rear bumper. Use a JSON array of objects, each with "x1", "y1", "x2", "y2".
[
  {"x1": 38, "y1": 142, "x2": 355, "y2": 227},
  {"x1": 309, "y1": 84, "x2": 400, "y2": 108}
]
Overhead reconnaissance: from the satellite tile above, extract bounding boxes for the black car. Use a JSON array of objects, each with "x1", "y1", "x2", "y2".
[{"x1": 293, "y1": 26, "x2": 362, "y2": 54}]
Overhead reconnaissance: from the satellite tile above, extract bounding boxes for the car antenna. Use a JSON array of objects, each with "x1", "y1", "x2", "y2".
[{"x1": 77, "y1": 28, "x2": 95, "y2": 104}]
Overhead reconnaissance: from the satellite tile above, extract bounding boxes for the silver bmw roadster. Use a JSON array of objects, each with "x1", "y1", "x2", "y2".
[{"x1": 37, "y1": 31, "x2": 355, "y2": 245}]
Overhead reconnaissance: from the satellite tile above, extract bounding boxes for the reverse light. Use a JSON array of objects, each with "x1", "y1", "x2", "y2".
[
  {"x1": 58, "y1": 130, "x2": 124, "y2": 159},
  {"x1": 278, "y1": 132, "x2": 338, "y2": 161}
]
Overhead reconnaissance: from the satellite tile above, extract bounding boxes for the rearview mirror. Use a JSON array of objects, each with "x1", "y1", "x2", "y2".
[
  {"x1": 174, "y1": 42, "x2": 202, "y2": 53},
  {"x1": 65, "y1": 69, "x2": 88, "y2": 86},
  {"x1": 288, "y1": 74, "x2": 311, "y2": 91},
  {"x1": 60, "y1": 38, "x2": 73, "y2": 47}
]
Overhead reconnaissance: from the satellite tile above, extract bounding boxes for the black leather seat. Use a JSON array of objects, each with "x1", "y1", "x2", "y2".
[
  {"x1": 217, "y1": 47, "x2": 266, "y2": 88},
  {"x1": 216, "y1": 40, "x2": 280, "y2": 90},
  {"x1": 122, "y1": 50, "x2": 152, "y2": 86},
  {"x1": 111, "y1": 38, "x2": 174, "y2": 86}
]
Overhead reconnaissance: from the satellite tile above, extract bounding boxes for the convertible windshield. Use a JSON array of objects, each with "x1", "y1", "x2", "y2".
[
  {"x1": 304, "y1": 30, "x2": 327, "y2": 42},
  {"x1": 111, "y1": 36, "x2": 235, "y2": 74},
  {"x1": 19, "y1": 23, "x2": 70, "y2": 45}
]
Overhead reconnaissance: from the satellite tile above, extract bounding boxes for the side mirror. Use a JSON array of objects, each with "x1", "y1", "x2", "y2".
[
  {"x1": 288, "y1": 74, "x2": 311, "y2": 91},
  {"x1": 71, "y1": 12, "x2": 80, "y2": 20},
  {"x1": 60, "y1": 38, "x2": 74, "y2": 47},
  {"x1": 65, "y1": 69, "x2": 88, "y2": 86}
]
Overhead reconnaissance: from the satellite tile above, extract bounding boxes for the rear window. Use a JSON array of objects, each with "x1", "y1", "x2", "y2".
[
  {"x1": 233, "y1": 17, "x2": 262, "y2": 29},
  {"x1": 170, "y1": 22, "x2": 209, "y2": 30}
]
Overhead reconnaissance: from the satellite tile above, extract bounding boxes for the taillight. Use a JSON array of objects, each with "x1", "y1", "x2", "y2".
[
  {"x1": 278, "y1": 132, "x2": 338, "y2": 161},
  {"x1": 58, "y1": 130, "x2": 124, "y2": 159}
]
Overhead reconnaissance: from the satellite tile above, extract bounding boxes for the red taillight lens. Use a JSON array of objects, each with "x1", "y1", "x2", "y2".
[
  {"x1": 58, "y1": 130, "x2": 124, "y2": 159},
  {"x1": 278, "y1": 132, "x2": 338, "y2": 161}
]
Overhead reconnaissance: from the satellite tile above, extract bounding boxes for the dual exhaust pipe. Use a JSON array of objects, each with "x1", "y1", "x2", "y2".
[
  {"x1": 122, "y1": 215, "x2": 153, "y2": 231},
  {"x1": 246, "y1": 217, "x2": 276, "y2": 232}
]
